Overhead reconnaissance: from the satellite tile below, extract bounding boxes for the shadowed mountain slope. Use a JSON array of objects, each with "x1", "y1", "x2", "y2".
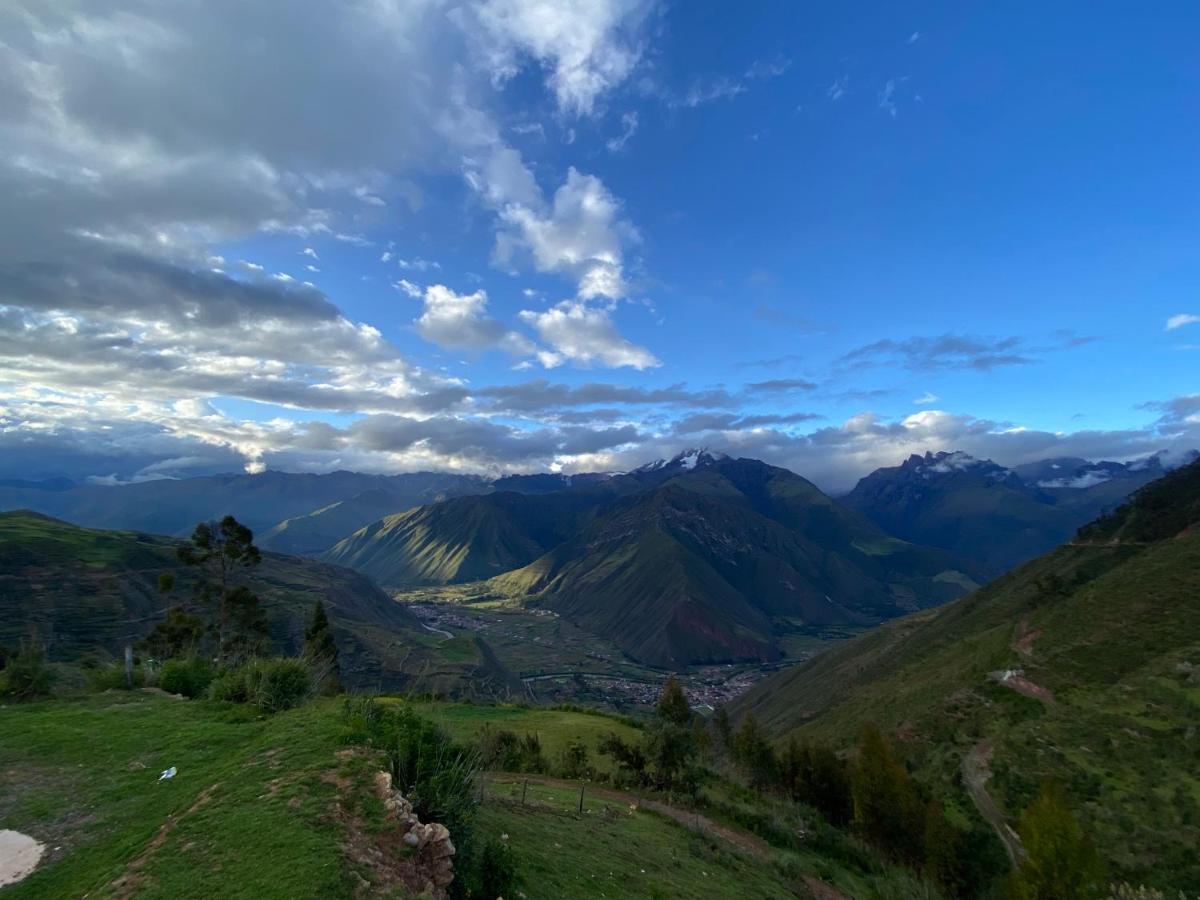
[{"x1": 843, "y1": 450, "x2": 1166, "y2": 577}]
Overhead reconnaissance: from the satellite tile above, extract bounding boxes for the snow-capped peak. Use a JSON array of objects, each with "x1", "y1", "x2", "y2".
[{"x1": 632, "y1": 448, "x2": 728, "y2": 474}]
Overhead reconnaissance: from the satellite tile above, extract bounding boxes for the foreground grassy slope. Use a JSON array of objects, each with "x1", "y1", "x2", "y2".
[
  {"x1": 733, "y1": 461, "x2": 1200, "y2": 892},
  {"x1": 0, "y1": 694, "x2": 849, "y2": 899},
  {"x1": 0, "y1": 511, "x2": 519, "y2": 696}
]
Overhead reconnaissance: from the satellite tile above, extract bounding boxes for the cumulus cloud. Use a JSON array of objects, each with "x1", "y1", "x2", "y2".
[
  {"x1": 413, "y1": 284, "x2": 535, "y2": 355},
  {"x1": 461, "y1": 0, "x2": 657, "y2": 116},
  {"x1": 483, "y1": 163, "x2": 638, "y2": 301},
  {"x1": 0, "y1": 0, "x2": 664, "y2": 476},
  {"x1": 519, "y1": 301, "x2": 658, "y2": 369}
]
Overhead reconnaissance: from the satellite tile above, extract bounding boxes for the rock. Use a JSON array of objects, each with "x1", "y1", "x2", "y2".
[{"x1": 371, "y1": 770, "x2": 456, "y2": 899}]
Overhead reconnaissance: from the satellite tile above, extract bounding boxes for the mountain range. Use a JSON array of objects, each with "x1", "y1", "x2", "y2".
[
  {"x1": 2, "y1": 446, "x2": 1188, "y2": 672},
  {"x1": 842, "y1": 449, "x2": 1178, "y2": 577},
  {"x1": 327, "y1": 451, "x2": 976, "y2": 667}
]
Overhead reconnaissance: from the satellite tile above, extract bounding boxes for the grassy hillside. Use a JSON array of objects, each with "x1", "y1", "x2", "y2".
[
  {"x1": 0, "y1": 693, "x2": 904, "y2": 899},
  {"x1": 258, "y1": 489, "x2": 416, "y2": 556},
  {"x1": 322, "y1": 491, "x2": 598, "y2": 588},
  {"x1": 0, "y1": 511, "x2": 517, "y2": 696},
  {"x1": 733, "y1": 461, "x2": 1200, "y2": 892}
]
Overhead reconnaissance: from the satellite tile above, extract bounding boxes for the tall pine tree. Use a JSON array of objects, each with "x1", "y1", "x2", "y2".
[{"x1": 303, "y1": 600, "x2": 341, "y2": 694}]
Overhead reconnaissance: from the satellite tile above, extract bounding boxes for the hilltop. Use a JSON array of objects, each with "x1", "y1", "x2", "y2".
[{"x1": 732, "y1": 459, "x2": 1200, "y2": 891}]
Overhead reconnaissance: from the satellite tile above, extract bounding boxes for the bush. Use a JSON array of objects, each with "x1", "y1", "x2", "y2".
[
  {"x1": 159, "y1": 657, "x2": 214, "y2": 699},
  {"x1": 342, "y1": 698, "x2": 479, "y2": 845},
  {"x1": 2, "y1": 641, "x2": 55, "y2": 701},
  {"x1": 250, "y1": 658, "x2": 313, "y2": 713},
  {"x1": 475, "y1": 725, "x2": 547, "y2": 774},
  {"x1": 205, "y1": 658, "x2": 313, "y2": 713},
  {"x1": 557, "y1": 739, "x2": 592, "y2": 779},
  {"x1": 207, "y1": 670, "x2": 250, "y2": 703},
  {"x1": 463, "y1": 836, "x2": 518, "y2": 900}
]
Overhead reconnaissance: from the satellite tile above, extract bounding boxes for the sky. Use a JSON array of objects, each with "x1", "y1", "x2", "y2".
[{"x1": 2, "y1": 0, "x2": 1198, "y2": 492}]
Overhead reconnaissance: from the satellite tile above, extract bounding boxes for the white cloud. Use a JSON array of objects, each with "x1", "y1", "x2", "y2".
[
  {"x1": 462, "y1": 0, "x2": 657, "y2": 116},
  {"x1": 484, "y1": 163, "x2": 637, "y2": 301},
  {"x1": 398, "y1": 257, "x2": 442, "y2": 272},
  {"x1": 828, "y1": 75, "x2": 848, "y2": 101},
  {"x1": 1166, "y1": 313, "x2": 1200, "y2": 330},
  {"x1": 415, "y1": 284, "x2": 535, "y2": 356},
  {"x1": 302, "y1": 247, "x2": 319, "y2": 259},
  {"x1": 878, "y1": 79, "x2": 899, "y2": 118},
  {"x1": 394, "y1": 279, "x2": 423, "y2": 298},
  {"x1": 914, "y1": 391, "x2": 939, "y2": 405},
  {"x1": 606, "y1": 111, "x2": 639, "y2": 152},
  {"x1": 908, "y1": 31, "x2": 921, "y2": 44},
  {"x1": 520, "y1": 301, "x2": 658, "y2": 369}
]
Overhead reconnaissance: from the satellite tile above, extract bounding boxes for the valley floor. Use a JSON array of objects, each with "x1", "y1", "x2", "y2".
[{"x1": 397, "y1": 588, "x2": 866, "y2": 712}]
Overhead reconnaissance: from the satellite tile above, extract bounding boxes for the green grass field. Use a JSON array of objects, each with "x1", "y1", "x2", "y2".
[
  {"x1": 409, "y1": 701, "x2": 642, "y2": 774},
  {"x1": 474, "y1": 778, "x2": 799, "y2": 899},
  {"x1": 0, "y1": 693, "x2": 846, "y2": 898},
  {"x1": 0, "y1": 693, "x2": 350, "y2": 899}
]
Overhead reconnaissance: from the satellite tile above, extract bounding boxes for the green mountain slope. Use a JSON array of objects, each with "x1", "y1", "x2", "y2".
[
  {"x1": 321, "y1": 490, "x2": 599, "y2": 588},
  {"x1": 0, "y1": 511, "x2": 518, "y2": 695},
  {"x1": 259, "y1": 488, "x2": 418, "y2": 556},
  {"x1": 731, "y1": 459, "x2": 1200, "y2": 891},
  {"x1": 490, "y1": 457, "x2": 974, "y2": 668}
]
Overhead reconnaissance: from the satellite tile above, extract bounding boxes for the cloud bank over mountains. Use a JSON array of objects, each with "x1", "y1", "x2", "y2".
[{"x1": 0, "y1": 1, "x2": 1194, "y2": 489}]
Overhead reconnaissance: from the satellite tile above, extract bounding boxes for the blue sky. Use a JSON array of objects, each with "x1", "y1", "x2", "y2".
[{"x1": 2, "y1": 1, "x2": 1198, "y2": 489}]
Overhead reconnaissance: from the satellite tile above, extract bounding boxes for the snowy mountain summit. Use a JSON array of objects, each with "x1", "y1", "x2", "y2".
[{"x1": 633, "y1": 448, "x2": 729, "y2": 474}]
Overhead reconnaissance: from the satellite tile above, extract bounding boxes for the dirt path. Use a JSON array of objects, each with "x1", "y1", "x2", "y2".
[
  {"x1": 107, "y1": 782, "x2": 221, "y2": 898},
  {"x1": 1013, "y1": 615, "x2": 1043, "y2": 657},
  {"x1": 961, "y1": 742, "x2": 1023, "y2": 866}
]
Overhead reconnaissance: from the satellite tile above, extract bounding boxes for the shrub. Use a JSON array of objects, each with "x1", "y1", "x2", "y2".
[
  {"x1": 207, "y1": 669, "x2": 250, "y2": 703},
  {"x1": 342, "y1": 698, "x2": 479, "y2": 845},
  {"x1": 464, "y1": 836, "x2": 517, "y2": 900},
  {"x1": 2, "y1": 641, "x2": 55, "y2": 701},
  {"x1": 557, "y1": 739, "x2": 592, "y2": 779},
  {"x1": 159, "y1": 656, "x2": 214, "y2": 699},
  {"x1": 475, "y1": 725, "x2": 547, "y2": 774},
  {"x1": 249, "y1": 658, "x2": 313, "y2": 713},
  {"x1": 205, "y1": 658, "x2": 313, "y2": 713}
]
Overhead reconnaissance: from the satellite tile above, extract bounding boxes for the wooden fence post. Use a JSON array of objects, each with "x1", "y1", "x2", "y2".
[
  {"x1": 124, "y1": 645, "x2": 134, "y2": 689},
  {"x1": 578, "y1": 782, "x2": 585, "y2": 814}
]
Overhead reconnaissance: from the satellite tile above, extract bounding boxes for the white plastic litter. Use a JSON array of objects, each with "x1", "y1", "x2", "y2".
[{"x1": 159, "y1": 766, "x2": 177, "y2": 781}]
